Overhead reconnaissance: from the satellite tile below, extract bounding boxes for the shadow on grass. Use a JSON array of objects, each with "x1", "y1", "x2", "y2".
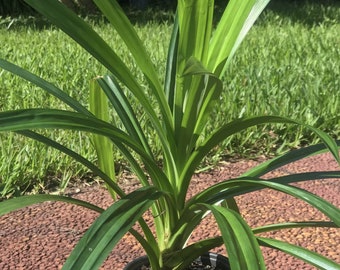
[
  {"x1": 1, "y1": 0, "x2": 339, "y2": 31},
  {"x1": 265, "y1": 0, "x2": 340, "y2": 26}
]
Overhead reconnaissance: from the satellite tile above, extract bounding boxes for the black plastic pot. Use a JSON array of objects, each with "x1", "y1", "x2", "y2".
[{"x1": 124, "y1": 252, "x2": 230, "y2": 270}]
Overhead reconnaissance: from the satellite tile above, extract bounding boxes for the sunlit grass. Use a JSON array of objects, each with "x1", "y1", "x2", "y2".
[{"x1": 0, "y1": 1, "x2": 339, "y2": 196}]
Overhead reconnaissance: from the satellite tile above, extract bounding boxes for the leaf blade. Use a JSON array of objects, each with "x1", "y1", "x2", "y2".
[
  {"x1": 62, "y1": 186, "x2": 162, "y2": 270},
  {"x1": 0, "y1": 58, "x2": 88, "y2": 114},
  {"x1": 191, "y1": 177, "x2": 340, "y2": 226},
  {"x1": 0, "y1": 194, "x2": 103, "y2": 216},
  {"x1": 89, "y1": 78, "x2": 116, "y2": 198},
  {"x1": 202, "y1": 204, "x2": 265, "y2": 270},
  {"x1": 258, "y1": 237, "x2": 340, "y2": 270},
  {"x1": 243, "y1": 141, "x2": 340, "y2": 178}
]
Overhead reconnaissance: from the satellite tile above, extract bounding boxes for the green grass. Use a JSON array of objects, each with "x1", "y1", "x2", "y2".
[{"x1": 0, "y1": 1, "x2": 339, "y2": 196}]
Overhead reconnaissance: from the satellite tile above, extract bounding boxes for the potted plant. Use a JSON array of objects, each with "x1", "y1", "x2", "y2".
[{"x1": 0, "y1": 0, "x2": 339, "y2": 269}]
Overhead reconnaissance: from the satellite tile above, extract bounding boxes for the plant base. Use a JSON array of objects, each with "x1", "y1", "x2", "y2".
[{"x1": 124, "y1": 252, "x2": 230, "y2": 270}]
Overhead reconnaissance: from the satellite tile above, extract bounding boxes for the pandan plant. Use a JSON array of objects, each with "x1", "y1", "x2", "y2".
[{"x1": 0, "y1": 0, "x2": 339, "y2": 269}]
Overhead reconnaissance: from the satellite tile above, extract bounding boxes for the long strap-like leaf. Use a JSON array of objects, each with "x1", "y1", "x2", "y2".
[
  {"x1": 210, "y1": 0, "x2": 270, "y2": 76},
  {"x1": 258, "y1": 237, "x2": 340, "y2": 270},
  {"x1": 0, "y1": 59, "x2": 89, "y2": 115},
  {"x1": 164, "y1": 12, "x2": 179, "y2": 113},
  {"x1": 174, "y1": 0, "x2": 214, "y2": 148},
  {"x1": 242, "y1": 141, "x2": 340, "y2": 178},
  {"x1": 96, "y1": 75, "x2": 153, "y2": 157},
  {"x1": 208, "y1": 0, "x2": 271, "y2": 76},
  {"x1": 63, "y1": 186, "x2": 162, "y2": 270},
  {"x1": 223, "y1": 0, "x2": 271, "y2": 72},
  {"x1": 17, "y1": 130, "x2": 125, "y2": 196},
  {"x1": 0, "y1": 194, "x2": 104, "y2": 216},
  {"x1": 202, "y1": 204, "x2": 266, "y2": 270},
  {"x1": 177, "y1": 57, "x2": 223, "y2": 168},
  {"x1": 191, "y1": 178, "x2": 340, "y2": 226},
  {"x1": 23, "y1": 0, "x2": 139, "y2": 99},
  {"x1": 23, "y1": 0, "x2": 175, "y2": 163},
  {"x1": 180, "y1": 116, "x2": 340, "y2": 204},
  {"x1": 0, "y1": 109, "x2": 174, "y2": 192},
  {"x1": 191, "y1": 171, "x2": 340, "y2": 206},
  {"x1": 89, "y1": 78, "x2": 116, "y2": 199},
  {"x1": 253, "y1": 221, "x2": 337, "y2": 234},
  {"x1": 93, "y1": 0, "x2": 173, "y2": 133}
]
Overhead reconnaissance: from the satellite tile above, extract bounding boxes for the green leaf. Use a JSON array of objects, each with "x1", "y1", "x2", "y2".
[
  {"x1": 258, "y1": 237, "x2": 340, "y2": 270},
  {"x1": 23, "y1": 0, "x2": 139, "y2": 97},
  {"x1": 0, "y1": 109, "x2": 143, "y2": 154},
  {"x1": 208, "y1": 0, "x2": 271, "y2": 76},
  {"x1": 174, "y1": 0, "x2": 214, "y2": 147},
  {"x1": 223, "y1": 0, "x2": 271, "y2": 73},
  {"x1": 194, "y1": 175, "x2": 336, "y2": 207},
  {"x1": 63, "y1": 186, "x2": 162, "y2": 270},
  {"x1": 176, "y1": 57, "x2": 223, "y2": 167},
  {"x1": 243, "y1": 141, "x2": 340, "y2": 178},
  {"x1": 23, "y1": 0, "x2": 174, "y2": 157},
  {"x1": 164, "y1": 12, "x2": 179, "y2": 112},
  {"x1": 174, "y1": 0, "x2": 215, "y2": 151},
  {"x1": 0, "y1": 58, "x2": 88, "y2": 115},
  {"x1": 96, "y1": 75, "x2": 153, "y2": 157},
  {"x1": 182, "y1": 58, "x2": 223, "y2": 137},
  {"x1": 0, "y1": 109, "x2": 173, "y2": 192},
  {"x1": 93, "y1": 0, "x2": 172, "y2": 130},
  {"x1": 176, "y1": 170, "x2": 340, "y2": 250},
  {"x1": 181, "y1": 116, "x2": 339, "y2": 203},
  {"x1": 202, "y1": 204, "x2": 265, "y2": 270},
  {"x1": 0, "y1": 194, "x2": 103, "y2": 216},
  {"x1": 93, "y1": 0, "x2": 160, "y2": 88},
  {"x1": 16, "y1": 130, "x2": 125, "y2": 197},
  {"x1": 191, "y1": 178, "x2": 340, "y2": 226},
  {"x1": 95, "y1": 75, "x2": 175, "y2": 191},
  {"x1": 180, "y1": 116, "x2": 296, "y2": 204},
  {"x1": 253, "y1": 221, "x2": 337, "y2": 234},
  {"x1": 222, "y1": 198, "x2": 240, "y2": 214},
  {"x1": 177, "y1": 0, "x2": 214, "y2": 67},
  {"x1": 89, "y1": 78, "x2": 116, "y2": 199}
]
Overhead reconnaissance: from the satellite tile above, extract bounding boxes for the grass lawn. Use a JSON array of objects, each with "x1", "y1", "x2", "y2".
[{"x1": 0, "y1": 0, "x2": 339, "y2": 196}]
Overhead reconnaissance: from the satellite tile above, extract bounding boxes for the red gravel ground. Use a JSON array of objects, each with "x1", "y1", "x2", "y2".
[{"x1": 0, "y1": 152, "x2": 339, "y2": 269}]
